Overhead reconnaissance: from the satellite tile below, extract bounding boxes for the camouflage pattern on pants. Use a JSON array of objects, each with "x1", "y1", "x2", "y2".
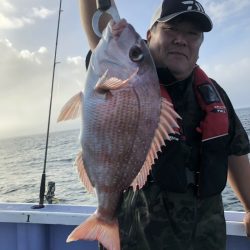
[{"x1": 116, "y1": 182, "x2": 226, "y2": 250}]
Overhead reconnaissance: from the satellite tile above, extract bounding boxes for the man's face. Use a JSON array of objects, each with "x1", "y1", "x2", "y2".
[{"x1": 147, "y1": 18, "x2": 203, "y2": 80}]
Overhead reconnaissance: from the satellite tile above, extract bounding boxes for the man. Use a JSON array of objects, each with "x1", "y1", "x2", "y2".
[{"x1": 79, "y1": 0, "x2": 250, "y2": 249}]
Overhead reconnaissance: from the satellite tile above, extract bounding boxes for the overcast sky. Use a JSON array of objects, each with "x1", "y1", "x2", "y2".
[{"x1": 0, "y1": 0, "x2": 250, "y2": 139}]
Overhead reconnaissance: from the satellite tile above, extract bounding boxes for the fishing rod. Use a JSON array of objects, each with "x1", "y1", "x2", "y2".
[{"x1": 32, "y1": 0, "x2": 63, "y2": 209}]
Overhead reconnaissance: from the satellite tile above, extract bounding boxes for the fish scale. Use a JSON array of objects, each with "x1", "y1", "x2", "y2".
[{"x1": 84, "y1": 91, "x2": 140, "y2": 175}]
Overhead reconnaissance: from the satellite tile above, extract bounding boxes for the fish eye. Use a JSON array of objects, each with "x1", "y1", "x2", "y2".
[{"x1": 129, "y1": 45, "x2": 144, "y2": 62}]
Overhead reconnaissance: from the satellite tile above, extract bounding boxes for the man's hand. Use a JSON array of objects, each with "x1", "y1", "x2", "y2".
[
  {"x1": 244, "y1": 211, "x2": 250, "y2": 237},
  {"x1": 228, "y1": 154, "x2": 250, "y2": 238},
  {"x1": 111, "y1": 19, "x2": 128, "y2": 39}
]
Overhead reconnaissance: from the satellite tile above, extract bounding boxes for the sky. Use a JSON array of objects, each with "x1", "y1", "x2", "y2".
[{"x1": 0, "y1": 0, "x2": 250, "y2": 139}]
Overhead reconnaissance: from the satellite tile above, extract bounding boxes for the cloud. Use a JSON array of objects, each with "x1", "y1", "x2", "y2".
[
  {"x1": 0, "y1": 38, "x2": 51, "y2": 99},
  {"x1": 201, "y1": 57, "x2": 250, "y2": 108},
  {"x1": 38, "y1": 46, "x2": 48, "y2": 54},
  {"x1": 204, "y1": 58, "x2": 249, "y2": 86},
  {"x1": 0, "y1": 37, "x2": 12, "y2": 47},
  {"x1": 67, "y1": 56, "x2": 84, "y2": 66},
  {"x1": 19, "y1": 47, "x2": 48, "y2": 64},
  {"x1": 32, "y1": 7, "x2": 55, "y2": 19},
  {"x1": 0, "y1": 0, "x2": 15, "y2": 12},
  {"x1": 0, "y1": 0, "x2": 55, "y2": 30},
  {"x1": 0, "y1": 38, "x2": 85, "y2": 139},
  {"x1": 0, "y1": 39, "x2": 48, "y2": 65},
  {"x1": 204, "y1": 0, "x2": 250, "y2": 24},
  {"x1": 0, "y1": 13, "x2": 33, "y2": 29},
  {"x1": 17, "y1": 46, "x2": 47, "y2": 64},
  {"x1": 0, "y1": 0, "x2": 32, "y2": 29}
]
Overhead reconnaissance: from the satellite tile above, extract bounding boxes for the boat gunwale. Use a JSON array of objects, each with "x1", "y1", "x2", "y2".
[{"x1": 0, "y1": 202, "x2": 248, "y2": 237}]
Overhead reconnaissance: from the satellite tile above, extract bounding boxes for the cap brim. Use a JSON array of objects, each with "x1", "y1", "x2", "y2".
[{"x1": 157, "y1": 11, "x2": 213, "y2": 32}]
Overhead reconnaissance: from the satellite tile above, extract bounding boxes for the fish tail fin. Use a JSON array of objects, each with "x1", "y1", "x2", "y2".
[{"x1": 67, "y1": 213, "x2": 120, "y2": 250}]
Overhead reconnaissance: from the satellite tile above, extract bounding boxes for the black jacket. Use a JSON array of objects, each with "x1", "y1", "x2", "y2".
[{"x1": 151, "y1": 68, "x2": 250, "y2": 197}]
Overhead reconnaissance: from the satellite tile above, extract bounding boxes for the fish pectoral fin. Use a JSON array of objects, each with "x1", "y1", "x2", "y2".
[
  {"x1": 75, "y1": 151, "x2": 95, "y2": 194},
  {"x1": 95, "y1": 76, "x2": 129, "y2": 93},
  {"x1": 131, "y1": 98, "x2": 181, "y2": 191},
  {"x1": 57, "y1": 92, "x2": 83, "y2": 122},
  {"x1": 67, "y1": 213, "x2": 120, "y2": 250},
  {"x1": 94, "y1": 68, "x2": 139, "y2": 93}
]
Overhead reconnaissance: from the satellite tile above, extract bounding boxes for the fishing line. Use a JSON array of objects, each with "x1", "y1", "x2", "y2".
[{"x1": 32, "y1": 0, "x2": 63, "y2": 209}]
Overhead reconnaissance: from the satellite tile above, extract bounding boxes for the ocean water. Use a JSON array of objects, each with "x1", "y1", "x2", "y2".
[{"x1": 0, "y1": 107, "x2": 249, "y2": 211}]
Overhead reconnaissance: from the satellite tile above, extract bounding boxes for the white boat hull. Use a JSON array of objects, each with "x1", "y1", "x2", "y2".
[{"x1": 0, "y1": 203, "x2": 249, "y2": 250}]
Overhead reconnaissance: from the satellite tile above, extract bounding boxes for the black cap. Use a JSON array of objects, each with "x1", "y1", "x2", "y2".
[{"x1": 150, "y1": 0, "x2": 213, "y2": 32}]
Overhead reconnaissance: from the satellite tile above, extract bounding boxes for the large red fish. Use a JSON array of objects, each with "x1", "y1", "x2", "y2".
[{"x1": 58, "y1": 20, "x2": 180, "y2": 250}]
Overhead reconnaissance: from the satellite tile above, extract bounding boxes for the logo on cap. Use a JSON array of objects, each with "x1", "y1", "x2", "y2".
[{"x1": 182, "y1": 1, "x2": 205, "y2": 12}]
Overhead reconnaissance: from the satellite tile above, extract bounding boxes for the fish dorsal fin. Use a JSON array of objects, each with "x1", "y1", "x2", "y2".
[
  {"x1": 94, "y1": 68, "x2": 138, "y2": 92},
  {"x1": 131, "y1": 97, "x2": 181, "y2": 191},
  {"x1": 75, "y1": 152, "x2": 95, "y2": 194},
  {"x1": 57, "y1": 92, "x2": 82, "y2": 122}
]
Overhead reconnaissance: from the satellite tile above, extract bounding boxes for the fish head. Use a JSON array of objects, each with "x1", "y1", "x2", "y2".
[{"x1": 91, "y1": 20, "x2": 158, "y2": 87}]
